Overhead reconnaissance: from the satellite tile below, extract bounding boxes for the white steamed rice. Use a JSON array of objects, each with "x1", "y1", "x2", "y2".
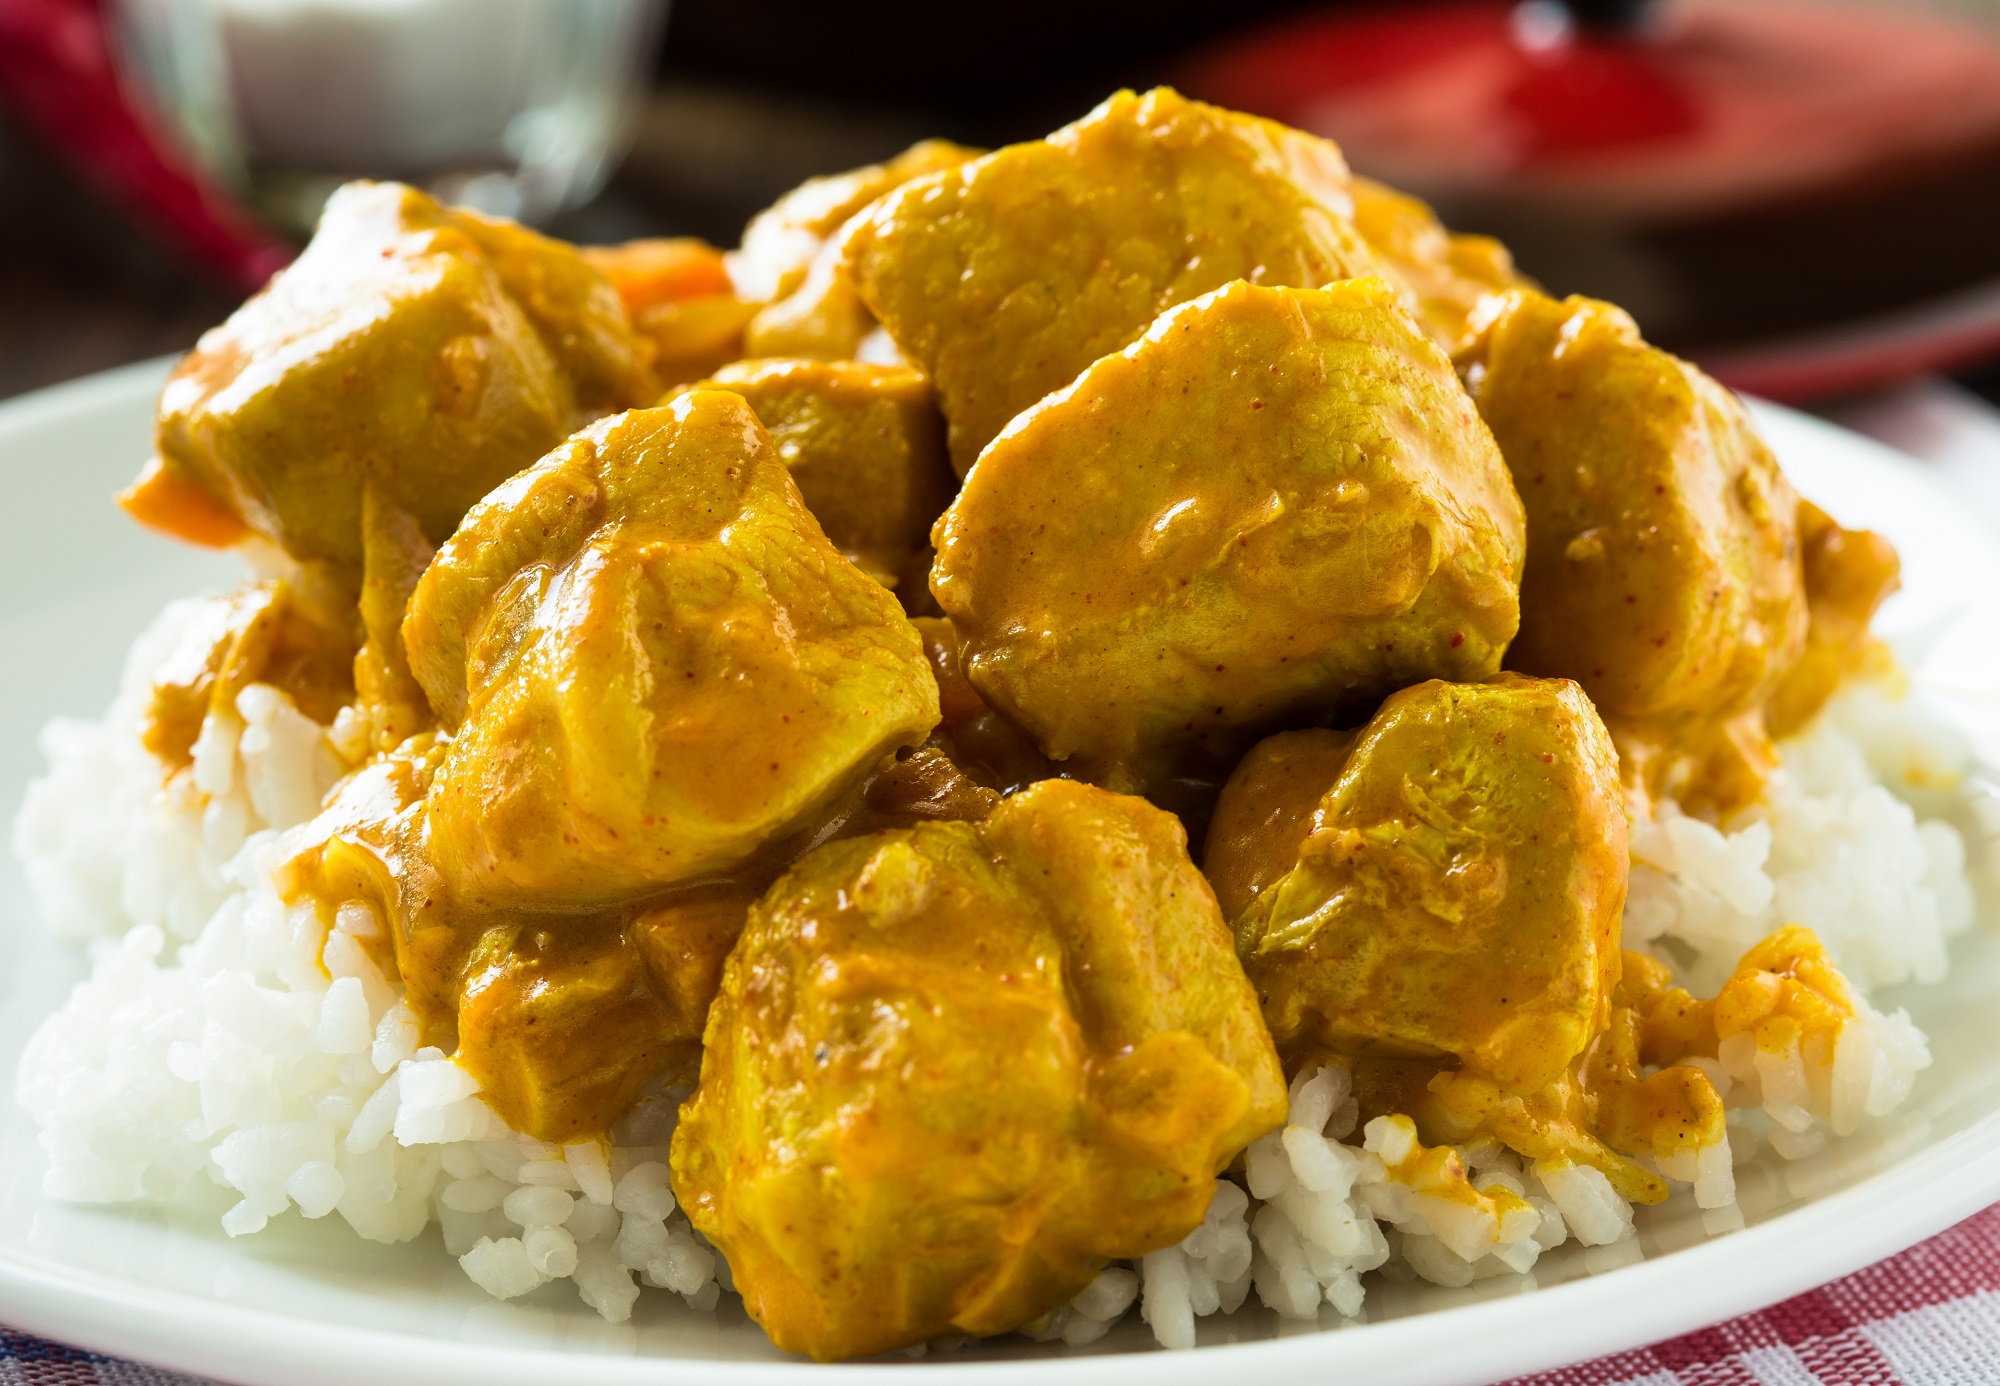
[{"x1": 10, "y1": 593, "x2": 1991, "y2": 1352}]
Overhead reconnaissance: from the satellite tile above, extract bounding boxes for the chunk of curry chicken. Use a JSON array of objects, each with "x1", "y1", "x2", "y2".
[
  {"x1": 844, "y1": 86, "x2": 1384, "y2": 474},
  {"x1": 731, "y1": 139, "x2": 981, "y2": 363},
  {"x1": 1202, "y1": 727, "x2": 1359, "y2": 924},
  {"x1": 134, "y1": 181, "x2": 654, "y2": 569},
  {"x1": 1468, "y1": 288, "x2": 1810, "y2": 815},
  {"x1": 1225, "y1": 674, "x2": 1627, "y2": 1096},
  {"x1": 286, "y1": 387, "x2": 951, "y2": 1140},
  {"x1": 730, "y1": 139, "x2": 983, "y2": 306},
  {"x1": 932, "y1": 277, "x2": 1523, "y2": 792},
  {"x1": 286, "y1": 733, "x2": 1001, "y2": 1146},
  {"x1": 286, "y1": 735, "x2": 761, "y2": 1143},
  {"x1": 1348, "y1": 175, "x2": 1526, "y2": 355},
  {"x1": 909, "y1": 616, "x2": 1063, "y2": 795},
  {"x1": 665, "y1": 357, "x2": 953, "y2": 592},
  {"x1": 402, "y1": 392, "x2": 940, "y2": 907},
  {"x1": 671, "y1": 779, "x2": 1286, "y2": 1361}
]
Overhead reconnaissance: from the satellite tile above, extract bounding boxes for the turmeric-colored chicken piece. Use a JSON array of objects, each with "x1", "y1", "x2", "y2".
[
  {"x1": 1232, "y1": 675, "x2": 1627, "y2": 1096},
  {"x1": 446, "y1": 206, "x2": 655, "y2": 408},
  {"x1": 845, "y1": 87, "x2": 1385, "y2": 473},
  {"x1": 1473, "y1": 289, "x2": 1806, "y2": 724},
  {"x1": 447, "y1": 878, "x2": 767, "y2": 1140},
  {"x1": 740, "y1": 245, "x2": 882, "y2": 364},
  {"x1": 672, "y1": 779, "x2": 1285, "y2": 1360},
  {"x1": 1348, "y1": 176, "x2": 1526, "y2": 354},
  {"x1": 909, "y1": 616, "x2": 1062, "y2": 796},
  {"x1": 932, "y1": 277, "x2": 1523, "y2": 791},
  {"x1": 139, "y1": 181, "x2": 653, "y2": 569},
  {"x1": 731, "y1": 139, "x2": 981, "y2": 362},
  {"x1": 1469, "y1": 289, "x2": 1809, "y2": 812},
  {"x1": 449, "y1": 907, "x2": 695, "y2": 1141},
  {"x1": 348, "y1": 488, "x2": 438, "y2": 755},
  {"x1": 402, "y1": 393, "x2": 939, "y2": 906},
  {"x1": 288, "y1": 741, "x2": 754, "y2": 1144},
  {"x1": 666, "y1": 358, "x2": 953, "y2": 590},
  {"x1": 731, "y1": 139, "x2": 983, "y2": 306},
  {"x1": 1202, "y1": 728, "x2": 1359, "y2": 924}
]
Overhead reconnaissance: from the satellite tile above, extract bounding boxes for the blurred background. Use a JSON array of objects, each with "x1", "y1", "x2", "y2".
[{"x1": 3, "y1": 0, "x2": 2000, "y2": 455}]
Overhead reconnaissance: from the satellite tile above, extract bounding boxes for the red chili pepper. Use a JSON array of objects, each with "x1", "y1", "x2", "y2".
[{"x1": 0, "y1": 0, "x2": 292, "y2": 291}]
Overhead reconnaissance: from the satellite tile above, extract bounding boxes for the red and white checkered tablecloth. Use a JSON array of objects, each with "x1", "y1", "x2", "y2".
[
  {"x1": 1507, "y1": 1203, "x2": 2000, "y2": 1386},
  {"x1": 2, "y1": 1201, "x2": 1998, "y2": 1386}
]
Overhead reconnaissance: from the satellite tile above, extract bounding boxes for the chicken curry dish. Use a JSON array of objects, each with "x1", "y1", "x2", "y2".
[{"x1": 106, "y1": 87, "x2": 1915, "y2": 1360}]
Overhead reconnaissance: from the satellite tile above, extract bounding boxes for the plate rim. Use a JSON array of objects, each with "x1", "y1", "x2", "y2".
[
  {"x1": 1, "y1": 363, "x2": 1996, "y2": 1385},
  {"x1": 3, "y1": 1095, "x2": 1996, "y2": 1386}
]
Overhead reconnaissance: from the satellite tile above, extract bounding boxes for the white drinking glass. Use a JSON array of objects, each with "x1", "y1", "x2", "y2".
[{"x1": 112, "y1": 0, "x2": 668, "y2": 233}]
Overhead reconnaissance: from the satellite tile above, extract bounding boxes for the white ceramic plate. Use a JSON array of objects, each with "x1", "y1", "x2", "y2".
[{"x1": 3, "y1": 361, "x2": 2000, "y2": 1386}]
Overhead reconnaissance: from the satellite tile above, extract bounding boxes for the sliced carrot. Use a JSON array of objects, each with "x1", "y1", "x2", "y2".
[
  {"x1": 117, "y1": 456, "x2": 251, "y2": 548},
  {"x1": 582, "y1": 238, "x2": 734, "y2": 314}
]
